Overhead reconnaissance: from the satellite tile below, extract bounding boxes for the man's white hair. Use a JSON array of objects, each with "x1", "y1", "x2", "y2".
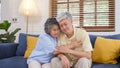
[{"x1": 56, "y1": 12, "x2": 72, "y2": 22}]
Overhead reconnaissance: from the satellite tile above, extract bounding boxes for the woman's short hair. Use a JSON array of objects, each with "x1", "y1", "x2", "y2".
[
  {"x1": 44, "y1": 18, "x2": 59, "y2": 34},
  {"x1": 56, "y1": 12, "x2": 72, "y2": 22}
]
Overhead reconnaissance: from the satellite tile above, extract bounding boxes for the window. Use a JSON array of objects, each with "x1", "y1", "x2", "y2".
[{"x1": 50, "y1": 0, "x2": 115, "y2": 32}]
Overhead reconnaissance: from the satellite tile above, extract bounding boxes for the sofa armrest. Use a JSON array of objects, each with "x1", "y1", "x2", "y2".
[{"x1": 0, "y1": 43, "x2": 18, "y2": 59}]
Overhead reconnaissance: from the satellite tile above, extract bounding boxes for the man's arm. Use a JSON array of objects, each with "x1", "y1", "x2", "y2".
[
  {"x1": 57, "y1": 54, "x2": 71, "y2": 68},
  {"x1": 69, "y1": 50, "x2": 92, "y2": 59},
  {"x1": 55, "y1": 45, "x2": 92, "y2": 59},
  {"x1": 52, "y1": 40, "x2": 82, "y2": 55}
]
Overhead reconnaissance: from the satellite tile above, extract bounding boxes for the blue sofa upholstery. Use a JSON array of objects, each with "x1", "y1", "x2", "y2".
[
  {"x1": 0, "y1": 43, "x2": 18, "y2": 59},
  {"x1": 0, "y1": 33, "x2": 120, "y2": 68}
]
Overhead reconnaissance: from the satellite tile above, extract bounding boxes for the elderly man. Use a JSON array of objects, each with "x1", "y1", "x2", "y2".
[{"x1": 51, "y1": 12, "x2": 93, "y2": 68}]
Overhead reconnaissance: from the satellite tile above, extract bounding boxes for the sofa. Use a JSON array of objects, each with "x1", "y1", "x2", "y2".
[{"x1": 0, "y1": 33, "x2": 120, "y2": 68}]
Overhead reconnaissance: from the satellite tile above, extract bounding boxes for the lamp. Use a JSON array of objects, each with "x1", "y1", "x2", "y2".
[{"x1": 19, "y1": 0, "x2": 38, "y2": 33}]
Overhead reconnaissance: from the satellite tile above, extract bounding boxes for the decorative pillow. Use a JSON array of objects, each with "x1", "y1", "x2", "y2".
[
  {"x1": 24, "y1": 36, "x2": 38, "y2": 58},
  {"x1": 16, "y1": 33, "x2": 39, "y2": 56},
  {"x1": 92, "y1": 37, "x2": 120, "y2": 64}
]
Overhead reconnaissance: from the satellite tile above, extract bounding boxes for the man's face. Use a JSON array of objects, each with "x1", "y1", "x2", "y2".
[{"x1": 59, "y1": 19, "x2": 73, "y2": 34}]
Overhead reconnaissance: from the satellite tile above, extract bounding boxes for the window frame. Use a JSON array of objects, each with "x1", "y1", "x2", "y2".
[{"x1": 49, "y1": 0, "x2": 115, "y2": 32}]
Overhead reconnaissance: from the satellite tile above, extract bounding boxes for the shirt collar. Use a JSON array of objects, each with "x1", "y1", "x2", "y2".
[{"x1": 64, "y1": 27, "x2": 76, "y2": 40}]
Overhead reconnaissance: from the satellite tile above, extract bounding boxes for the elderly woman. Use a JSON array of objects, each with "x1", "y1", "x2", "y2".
[
  {"x1": 51, "y1": 12, "x2": 93, "y2": 68},
  {"x1": 27, "y1": 18, "x2": 60, "y2": 68}
]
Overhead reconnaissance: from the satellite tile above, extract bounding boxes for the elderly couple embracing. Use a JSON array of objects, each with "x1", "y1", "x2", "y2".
[{"x1": 27, "y1": 12, "x2": 93, "y2": 68}]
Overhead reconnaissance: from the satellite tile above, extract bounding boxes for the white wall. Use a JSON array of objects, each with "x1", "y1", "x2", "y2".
[
  {"x1": 1, "y1": 0, "x2": 49, "y2": 34},
  {"x1": 0, "y1": 0, "x2": 120, "y2": 37}
]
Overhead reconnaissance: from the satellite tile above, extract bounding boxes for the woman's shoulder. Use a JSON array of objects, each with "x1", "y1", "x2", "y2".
[
  {"x1": 38, "y1": 32, "x2": 53, "y2": 40},
  {"x1": 39, "y1": 32, "x2": 49, "y2": 37}
]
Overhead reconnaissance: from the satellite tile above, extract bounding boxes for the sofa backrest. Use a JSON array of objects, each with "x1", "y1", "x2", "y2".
[
  {"x1": 89, "y1": 34, "x2": 120, "y2": 48},
  {"x1": 16, "y1": 33, "x2": 120, "y2": 62},
  {"x1": 16, "y1": 33, "x2": 120, "y2": 56},
  {"x1": 16, "y1": 33, "x2": 39, "y2": 56},
  {"x1": 0, "y1": 43, "x2": 18, "y2": 59}
]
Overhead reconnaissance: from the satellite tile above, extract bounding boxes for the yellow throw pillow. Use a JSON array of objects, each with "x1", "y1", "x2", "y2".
[
  {"x1": 92, "y1": 37, "x2": 120, "y2": 64},
  {"x1": 24, "y1": 36, "x2": 38, "y2": 58}
]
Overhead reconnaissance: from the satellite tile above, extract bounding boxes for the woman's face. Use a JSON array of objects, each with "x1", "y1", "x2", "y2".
[
  {"x1": 59, "y1": 19, "x2": 73, "y2": 35},
  {"x1": 50, "y1": 25, "x2": 60, "y2": 38}
]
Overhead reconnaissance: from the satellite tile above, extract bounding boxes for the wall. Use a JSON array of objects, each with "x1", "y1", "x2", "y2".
[
  {"x1": 0, "y1": 0, "x2": 120, "y2": 39},
  {"x1": 1, "y1": 0, "x2": 49, "y2": 34}
]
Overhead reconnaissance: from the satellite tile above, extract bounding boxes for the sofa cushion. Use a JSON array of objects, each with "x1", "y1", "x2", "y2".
[
  {"x1": 0, "y1": 43, "x2": 18, "y2": 59},
  {"x1": 92, "y1": 63, "x2": 120, "y2": 68},
  {"x1": 92, "y1": 37, "x2": 120, "y2": 64},
  {"x1": 24, "y1": 36, "x2": 38, "y2": 58},
  {"x1": 0, "y1": 56, "x2": 27, "y2": 68},
  {"x1": 89, "y1": 34, "x2": 120, "y2": 63},
  {"x1": 16, "y1": 33, "x2": 39, "y2": 56}
]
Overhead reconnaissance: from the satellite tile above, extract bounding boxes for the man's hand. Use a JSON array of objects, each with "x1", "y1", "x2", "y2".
[
  {"x1": 58, "y1": 54, "x2": 70, "y2": 68},
  {"x1": 71, "y1": 40, "x2": 82, "y2": 48}
]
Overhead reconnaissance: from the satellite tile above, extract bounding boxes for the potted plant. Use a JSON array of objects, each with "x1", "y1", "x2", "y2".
[{"x1": 0, "y1": 20, "x2": 21, "y2": 43}]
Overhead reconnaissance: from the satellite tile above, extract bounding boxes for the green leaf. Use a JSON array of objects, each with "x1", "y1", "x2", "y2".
[
  {"x1": 0, "y1": 20, "x2": 11, "y2": 31},
  {"x1": 10, "y1": 28, "x2": 21, "y2": 35},
  {"x1": 0, "y1": 20, "x2": 21, "y2": 43}
]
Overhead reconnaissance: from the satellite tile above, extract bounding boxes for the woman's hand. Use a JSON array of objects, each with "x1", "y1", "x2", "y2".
[
  {"x1": 71, "y1": 40, "x2": 82, "y2": 48},
  {"x1": 58, "y1": 54, "x2": 70, "y2": 68}
]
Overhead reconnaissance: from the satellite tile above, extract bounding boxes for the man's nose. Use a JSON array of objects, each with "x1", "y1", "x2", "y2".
[{"x1": 62, "y1": 26, "x2": 66, "y2": 29}]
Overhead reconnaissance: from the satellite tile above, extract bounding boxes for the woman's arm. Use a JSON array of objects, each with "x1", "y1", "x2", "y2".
[{"x1": 52, "y1": 50, "x2": 61, "y2": 55}]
